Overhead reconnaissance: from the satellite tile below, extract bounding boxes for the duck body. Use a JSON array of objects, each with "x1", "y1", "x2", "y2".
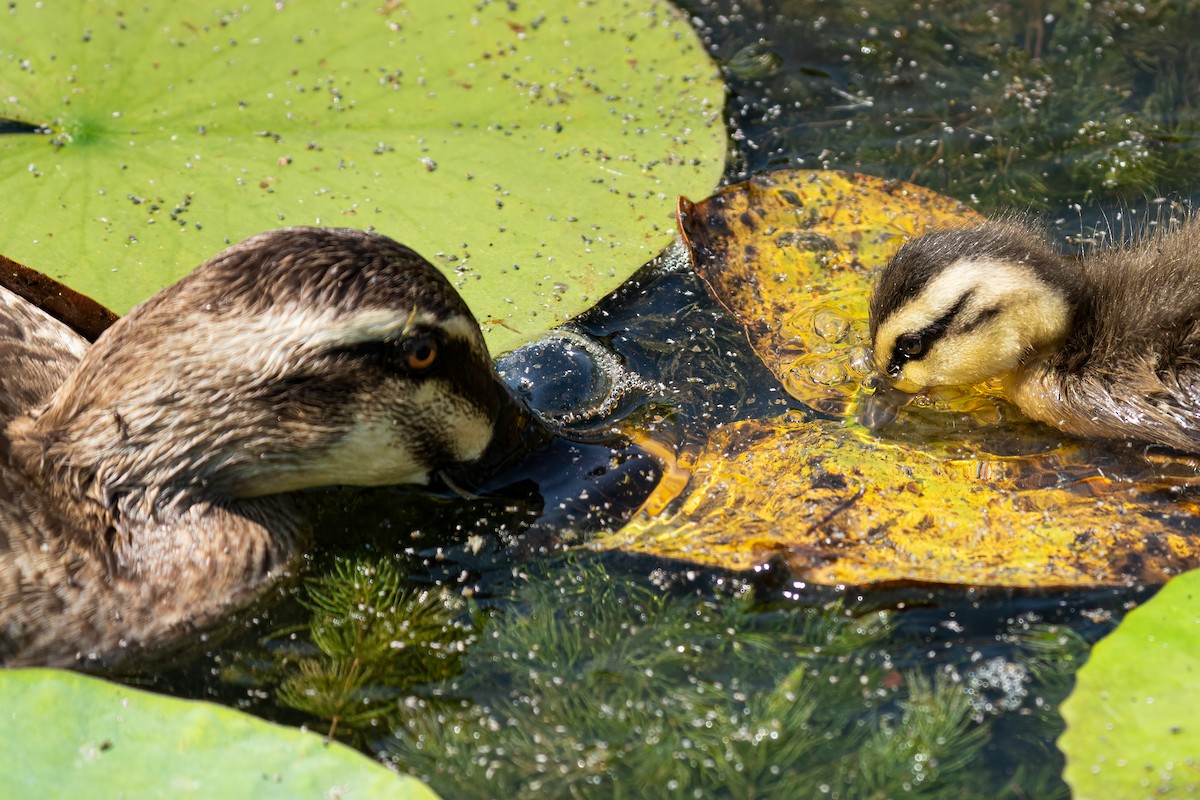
[
  {"x1": 869, "y1": 219, "x2": 1200, "y2": 452},
  {"x1": 0, "y1": 228, "x2": 512, "y2": 667}
]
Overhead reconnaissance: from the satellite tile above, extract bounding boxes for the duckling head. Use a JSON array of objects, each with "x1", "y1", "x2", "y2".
[
  {"x1": 16, "y1": 227, "x2": 513, "y2": 504},
  {"x1": 868, "y1": 223, "x2": 1078, "y2": 394}
]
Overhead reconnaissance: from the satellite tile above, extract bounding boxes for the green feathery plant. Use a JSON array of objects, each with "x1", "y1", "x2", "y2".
[
  {"x1": 382, "y1": 561, "x2": 1075, "y2": 798},
  {"x1": 274, "y1": 557, "x2": 476, "y2": 741},
  {"x1": 267, "y1": 556, "x2": 1092, "y2": 798}
]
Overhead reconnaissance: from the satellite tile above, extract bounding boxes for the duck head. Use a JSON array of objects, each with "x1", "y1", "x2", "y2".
[
  {"x1": 12, "y1": 227, "x2": 515, "y2": 506},
  {"x1": 868, "y1": 223, "x2": 1078, "y2": 395}
]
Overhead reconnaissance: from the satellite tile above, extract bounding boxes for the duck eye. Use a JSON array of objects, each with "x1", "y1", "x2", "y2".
[
  {"x1": 403, "y1": 334, "x2": 438, "y2": 371},
  {"x1": 895, "y1": 333, "x2": 926, "y2": 359}
]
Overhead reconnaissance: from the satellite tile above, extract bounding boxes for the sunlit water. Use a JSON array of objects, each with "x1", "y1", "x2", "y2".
[{"x1": 130, "y1": 2, "x2": 1200, "y2": 797}]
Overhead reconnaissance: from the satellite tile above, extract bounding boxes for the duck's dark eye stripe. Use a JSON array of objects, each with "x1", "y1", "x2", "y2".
[
  {"x1": 886, "y1": 291, "x2": 973, "y2": 376},
  {"x1": 333, "y1": 331, "x2": 443, "y2": 375},
  {"x1": 335, "y1": 340, "x2": 398, "y2": 365}
]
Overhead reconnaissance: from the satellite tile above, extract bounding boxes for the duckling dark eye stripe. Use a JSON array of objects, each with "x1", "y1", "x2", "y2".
[
  {"x1": 887, "y1": 291, "x2": 972, "y2": 375},
  {"x1": 957, "y1": 304, "x2": 1000, "y2": 335}
]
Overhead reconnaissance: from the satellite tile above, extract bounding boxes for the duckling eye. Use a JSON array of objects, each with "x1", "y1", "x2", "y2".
[
  {"x1": 402, "y1": 334, "x2": 438, "y2": 372},
  {"x1": 895, "y1": 333, "x2": 926, "y2": 359}
]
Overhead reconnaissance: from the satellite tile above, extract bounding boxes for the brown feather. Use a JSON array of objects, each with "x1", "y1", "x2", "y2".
[
  {"x1": 871, "y1": 217, "x2": 1200, "y2": 454},
  {"x1": 0, "y1": 228, "x2": 507, "y2": 667}
]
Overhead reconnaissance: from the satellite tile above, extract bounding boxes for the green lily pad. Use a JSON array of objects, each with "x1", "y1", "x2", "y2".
[
  {"x1": 0, "y1": 0, "x2": 724, "y2": 351},
  {"x1": 0, "y1": 668, "x2": 438, "y2": 799},
  {"x1": 1059, "y1": 570, "x2": 1200, "y2": 799}
]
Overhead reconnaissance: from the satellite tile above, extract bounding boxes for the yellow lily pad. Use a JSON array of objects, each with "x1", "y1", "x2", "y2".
[
  {"x1": 678, "y1": 169, "x2": 984, "y2": 417},
  {"x1": 594, "y1": 170, "x2": 1200, "y2": 587},
  {"x1": 599, "y1": 414, "x2": 1200, "y2": 588}
]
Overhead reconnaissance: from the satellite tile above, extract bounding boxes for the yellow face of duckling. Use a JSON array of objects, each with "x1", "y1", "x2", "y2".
[
  {"x1": 26, "y1": 227, "x2": 510, "y2": 501},
  {"x1": 868, "y1": 224, "x2": 1075, "y2": 395}
]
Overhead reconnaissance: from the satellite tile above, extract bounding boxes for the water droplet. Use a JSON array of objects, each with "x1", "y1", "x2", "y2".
[
  {"x1": 847, "y1": 345, "x2": 873, "y2": 375},
  {"x1": 812, "y1": 310, "x2": 850, "y2": 342},
  {"x1": 805, "y1": 361, "x2": 846, "y2": 386}
]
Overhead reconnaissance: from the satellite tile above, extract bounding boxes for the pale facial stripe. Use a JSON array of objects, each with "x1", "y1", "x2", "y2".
[
  {"x1": 873, "y1": 258, "x2": 1045, "y2": 372},
  {"x1": 884, "y1": 291, "x2": 972, "y2": 376},
  {"x1": 152, "y1": 305, "x2": 487, "y2": 397},
  {"x1": 304, "y1": 308, "x2": 481, "y2": 349}
]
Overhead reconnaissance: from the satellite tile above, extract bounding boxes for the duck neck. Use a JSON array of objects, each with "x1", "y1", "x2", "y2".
[{"x1": 4, "y1": 409, "x2": 303, "y2": 594}]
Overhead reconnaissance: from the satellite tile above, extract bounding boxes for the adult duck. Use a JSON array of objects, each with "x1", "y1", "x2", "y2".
[{"x1": 0, "y1": 227, "x2": 518, "y2": 667}]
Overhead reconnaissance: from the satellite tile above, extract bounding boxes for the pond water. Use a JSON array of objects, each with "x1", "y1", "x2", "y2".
[{"x1": 141, "y1": 2, "x2": 1200, "y2": 797}]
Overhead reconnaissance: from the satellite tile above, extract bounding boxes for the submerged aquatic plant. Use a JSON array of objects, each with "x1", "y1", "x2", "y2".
[
  {"x1": 261, "y1": 552, "x2": 1090, "y2": 798},
  {"x1": 258, "y1": 557, "x2": 1075, "y2": 799},
  {"x1": 274, "y1": 558, "x2": 476, "y2": 741},
  {"x1": 387, "y1": 570, "x2": 900, "y2": 797},
  {"x1": 683, "y1": 0, "x2": 1200, "y2": 212}
]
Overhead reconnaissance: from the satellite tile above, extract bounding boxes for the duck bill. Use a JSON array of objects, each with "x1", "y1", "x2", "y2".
[
  {"x1": 858, "y1": 382, "x2": 916, "y2": 430},
  {"x1": 436, "y1": 384, "x2": 553, "y2": 497}
]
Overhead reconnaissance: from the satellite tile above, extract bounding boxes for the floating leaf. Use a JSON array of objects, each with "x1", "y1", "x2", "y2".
[
  {"x1": 0, "y1": 668, "x2": 439, "y2": 799},
  {"x1": 1059, "y1": 569, "x2": 1200, "y2": 798},
  {"x1": 599, "y1": 414, "x2": 1200, "y2": 588},
  {"x1": 0, "y1": 0, "x2": 724, "y2": 351},
  {"x1": 678, "y1": 169, "x2": 980, "y2": 416},
  {"x1": 594, "y1": 170, "x2": 1200, "y2": 587}
]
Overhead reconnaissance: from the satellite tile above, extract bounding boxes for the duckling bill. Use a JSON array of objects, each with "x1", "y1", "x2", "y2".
[
  {"x1": 867, "y1": 219, "x2": 1200, "y2": 453},
  {"x1": 0, "y1": 227, "x2": 519, "y2": 667}
]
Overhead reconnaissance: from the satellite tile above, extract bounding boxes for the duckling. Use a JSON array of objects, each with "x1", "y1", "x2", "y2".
[
  {"x1": 868, "y1": 219, "x2": 1200, "y2": 452},
  {"x1": 0, "y1": 227, "x2": 517, "y2": 667}
]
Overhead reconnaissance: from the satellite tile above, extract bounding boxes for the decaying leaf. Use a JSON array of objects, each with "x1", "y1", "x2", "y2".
[
  {"x1": 596, "y1": 170, "x2": 1200, "y2": 587},
  {"x1": 598, "y1": 415, "x2": 1200, "y2": 588},
  {"x1": 0, "y1": 253, "x2": 117, "y2": 342},
  {"x1": 679, "y1": 169, "x2": 983, "y2": 417}
]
